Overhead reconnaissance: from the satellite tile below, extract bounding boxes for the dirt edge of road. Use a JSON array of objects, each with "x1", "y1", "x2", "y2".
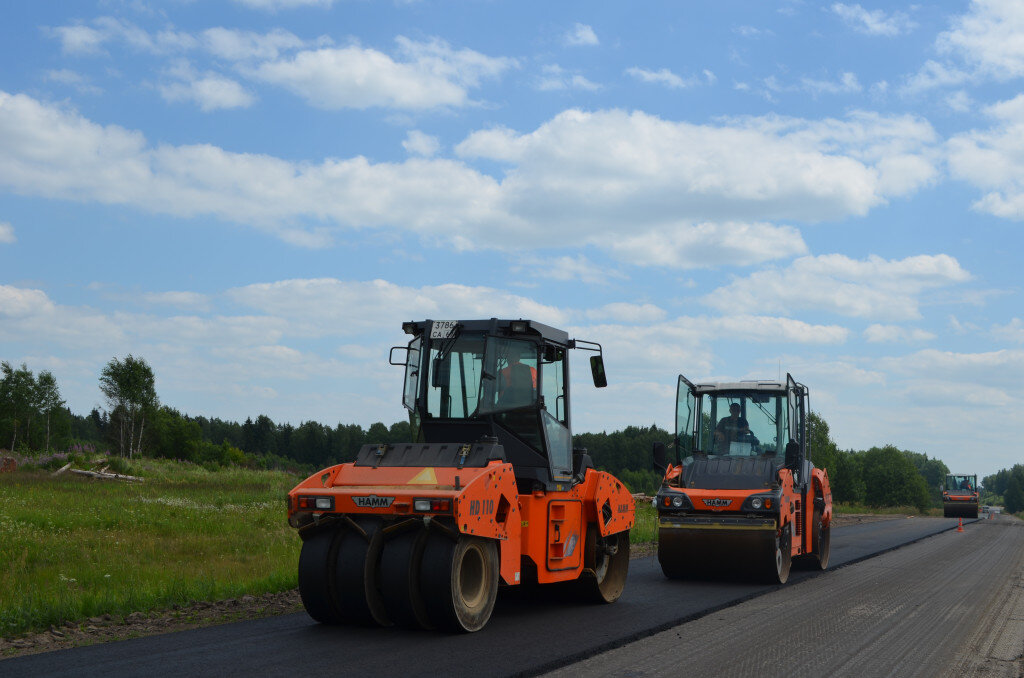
[{"x1": 0, "y1": 513, "x2": 910, "y2": 661}]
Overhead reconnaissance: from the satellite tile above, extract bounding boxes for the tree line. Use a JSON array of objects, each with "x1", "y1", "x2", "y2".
[
  {"x1": 981, "y1": 465, "x2": 1024, "y2": 512},
  {"x1": 2, "y1": 356, "x2": 960, "y2": 510}
]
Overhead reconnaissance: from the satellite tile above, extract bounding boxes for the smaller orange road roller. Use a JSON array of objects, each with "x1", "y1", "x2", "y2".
[
  {"x1": 943, "y1": 473, "x2": 979, "y2": 518},
  {"x1": 287, "y1": 319, "x2": 635, "y2": 632},
  {"x1": 653, "y1": 374, "x2": 831, "y2": 584}
]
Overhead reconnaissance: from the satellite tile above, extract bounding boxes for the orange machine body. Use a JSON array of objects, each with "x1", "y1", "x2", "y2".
[{"x1": 289, "y1": 457, "x2": 634, "y2": 586}]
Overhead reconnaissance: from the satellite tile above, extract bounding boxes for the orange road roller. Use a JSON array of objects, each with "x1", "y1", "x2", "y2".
[
  {"x1": 653, "y1": 374, "x2": 831, "y2": 584},
  {"x1": 287, "y1": 319, "x2": 635, "y2": 632},
  {"x1": 943, "y1": 473, "x2": 979, "y2": 518}
]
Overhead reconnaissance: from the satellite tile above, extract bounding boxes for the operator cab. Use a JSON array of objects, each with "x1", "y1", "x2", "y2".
[
  {"x1": 659, "y1": 373, "x2": 810, "y2": 489},
  {"x1": 391, "y1": 319, "x2": 606, "y2": 492}
]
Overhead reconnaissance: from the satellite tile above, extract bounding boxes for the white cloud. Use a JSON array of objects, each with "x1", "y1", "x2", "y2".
[
  {"x1": 704, "y1": 254, "x2": 972, "y2": 321},
  {"x1": 605, "y1": 222, "x2": 807, "y2": 269},
  {"x1": 232, "y1": 0, "x2": 336, "y2": 9},
  {"x1": 0, "y1": 222, "x2": 14, "y2": 244},
  {"x1": 992, "y1": 318, "x2": 1024, "y2": 343},
  {"x1": 228, "y1": 278, "x2": 569, "y2": 334},
  {"x1": 625, "y1": 67, "x2": 692, "y2": 89},
  {"x1": 251, "y1": 37, "x2": 515, "y2": 110},
  {"x1": 142, "y1": 291, "x2": 212, "y2": 311},
  {"x1": 831, "y1": 4, "x2": 916, "y2": 37},
  {"x1": 50, "y1": 24, "x2": 108, "y2": 55},
  {"x1": 586, "y1": 303, "x2": 666, "y2": 324},
  {"x1": 402, "y1": 130, "x2": 440, "y2": 157},
  {"x1": 801, "y1": 72, "x2": 862, "y2": 95},
  {"x1": 947, "y1": 94, "x2": 1024, "y2": 220},
  {"x1": 200, "y1": 27, "x2": 309, "y2": 61},
  {"x1": 564, "y1": 23, "x2": 599, "y2": 47},
  {"x1": 159, "y1": 65, "x2": 256, "y2": 111},
  {"x1": 44, "y1": 69, "x2": 103, "y2": 95},
  {"x1": 937, "y1": 0, "x2": 1024, "y2": 81},
  {"x1": 512, "y1": 254, "x2": 626, "y2": 285},
  {"x1": 0, "y1": 285, "x2": 54, "y2": 316},
  {"x1": 537, "y1": 65, "x2": 600, "y2": 91},
  {"x1": 0, "y1": 93, "x2": 941, "y2": 265},
  {"x1": 863, "y1": 324, "x2": 936, "y2": 343}
]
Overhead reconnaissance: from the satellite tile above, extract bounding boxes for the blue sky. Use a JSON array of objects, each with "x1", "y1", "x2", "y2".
[{"x1": 2, "y1": 0, "x2": 1023, "y2": 479}]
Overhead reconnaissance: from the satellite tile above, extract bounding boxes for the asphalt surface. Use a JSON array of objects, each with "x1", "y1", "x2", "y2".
[
  {"x1": 548, "y1": 514, "x2": 1023, "y2": 678},
  {"x1": 2, "y1": 516, "x2": 964, "y2": 678}
]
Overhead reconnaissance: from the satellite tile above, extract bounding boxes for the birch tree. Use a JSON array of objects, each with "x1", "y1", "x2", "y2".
[{"x1": 99, "y1": 355, "x2": 158, "y2": 459}]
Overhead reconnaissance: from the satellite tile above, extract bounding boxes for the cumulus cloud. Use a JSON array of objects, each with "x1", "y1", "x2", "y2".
[
  {"x1": 625, "y1": 67, "x2": 693, "y2": 89},
  {"x1": 232, "y1": 0, "x2": 336, "y2": 9},
  {"x1": 992, "y1": 318, "x2": 1024, "y2": 343},
  {"x1": 801, "y1": 72, "x2": 862, "y2": 95},
  {"x1": 947, "y1": 94, "x2": 1024, "y2": 220},
  {"x1": 863, "y1": 324, "x2": 936, "y2": 343},
  {"x1": 512, "y1": 254, "x2": 627, "y2": 285},
  {"x1": 228, "y1": 278, "x2": 569, "y2": 334},
  {"x1": 402, "y1": 130, "x2": 441, "y2": 157},
  {"x1": 0, "y1": 92, "x2": 941, "y2": 265},
  {"x1": 159, "y1": 64, "x2": 256, "y2": 111},
  {"x1": 250, "y1": 37, "x2": 515, "y2": 110},
  {"x1": 564, "y1": 23, "x2": 599, "y2": 47},
  {"x1": 704, "y1": 254, "x2": 971, "y2": 321},
  {"x1": 0, "y1": 222, "x2": 14, "y2": 244},
  {"x1": 937, "y1": 0, "x2": 1024, "y2": 80},
  {"x1": 200, "y1": 27, "x2": 310, "y2": 61},
  {"x1": 536, "y1": 64, "x2": 601, "y2": 91},
  {"x1": 585, "y1": 303, "x2": 666, "y2": 324},
  {"x1": 142, "y1": 291, "x2": 212, "y2": 311},
  {"x1": 831, "y1": 4, "x2": 916, "y2": 36},
  {"x1": 44, "y1": 69, "x2": 103, "y2": 95}
]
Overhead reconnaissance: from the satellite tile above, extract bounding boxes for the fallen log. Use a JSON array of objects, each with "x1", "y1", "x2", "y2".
[
  {"x1": 52, "y1": 462, "x2": 73, "y2": 476},
  {"x1": 69, "y1": 468, "x2": 144, "y2": 483}
]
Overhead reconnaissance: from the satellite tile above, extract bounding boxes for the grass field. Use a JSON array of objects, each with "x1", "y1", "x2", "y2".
[{"x1": 0, "y1": 460, "x2": 299, "y2": 638}]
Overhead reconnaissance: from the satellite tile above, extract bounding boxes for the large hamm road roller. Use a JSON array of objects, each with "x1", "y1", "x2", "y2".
[
  {"x1": 287, "y1": 319, "x2": 635, "y2": 632},
  {"x1": 653, "y1": 374, "x2": 831, "y2": 584},
  {"x1": 943, "y1": 473, "x2": 979, "y2": 518}
]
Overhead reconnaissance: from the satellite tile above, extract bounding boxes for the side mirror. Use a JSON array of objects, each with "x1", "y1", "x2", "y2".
[
  {"x1": 652, "y1": 441, "x2": 667, "y2": 474},
  {"x1": 431, "y1": 356, "x2": 451, "y2": 388},
  {"x1": 388, "y1": 346, "x2": 408, "y2": 366},
  {"x1": 590, "y1": 355, "x2": 607, "y2": 388}
]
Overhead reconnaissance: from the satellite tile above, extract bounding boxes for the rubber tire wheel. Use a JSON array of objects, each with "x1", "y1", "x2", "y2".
[
  {"x1": 794, "y1": 509, "x2": 831, "y2": 571},
  {"x1": 764, "y1": 524, "x2": 792, "y2": 585},
  {"x1": 332, "y1": 517, "x2": 389, "y2": 626},
  {"x1": 814, "y1": 511, "x2": 831, "y2": 570},
  {"x1": 420, "y1": 532, "x2": 499, "y2": 633},
  {"x1": 579, "y1": 527, "x2": 630, "y2": 602},
  {"x1": 298, "y1": 528, "x2": 343, "y2": 624},
  {"x1": 379, "y1": 526, "x2": 432, "y2": 629}
]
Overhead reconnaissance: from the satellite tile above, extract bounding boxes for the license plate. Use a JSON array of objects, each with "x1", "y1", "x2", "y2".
[{"x1": 430, "y1": 320, "x2": 458, "y2": 338}]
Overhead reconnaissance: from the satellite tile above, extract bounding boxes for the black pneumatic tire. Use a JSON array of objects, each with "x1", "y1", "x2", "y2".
[
  {"x1": 379, "y1": 525, "x2": 432, "y2": 628},
  {"x1": 332, "y1": 517, "x2": 389, "y2": 626},
  {"x1": 298, "y1": 528, "x2": 343, "y2": 624},
  {"x1": 579, "y1": 526, "x2": 630, "y2": 603},
  {"x1": 420, "y1": 532, "x2": 499, "y2": 633}
]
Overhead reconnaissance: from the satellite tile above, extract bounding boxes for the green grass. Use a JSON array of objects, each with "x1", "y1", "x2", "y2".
[
  {"x1": 630, "y1": 500, "x2": 657, "y2": 544},
  {"x1": 0, "y1": 459, "x2": 300, "y2": 638}
]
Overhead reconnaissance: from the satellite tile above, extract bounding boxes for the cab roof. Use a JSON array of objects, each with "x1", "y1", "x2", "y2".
[
  {"x1": 690, "y1": 380, "x2": 788, "y2": 395},
  {"x1": 402, "y1": 318, "x2": 570, "y2": 346}
]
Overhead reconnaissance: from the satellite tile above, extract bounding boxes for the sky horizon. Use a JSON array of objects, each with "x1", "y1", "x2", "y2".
[{"x1": 3, "y1": 1, "x2": 1024, "y2": 480}]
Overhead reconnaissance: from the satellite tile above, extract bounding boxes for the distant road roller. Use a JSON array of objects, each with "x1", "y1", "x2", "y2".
[
  {"x1": 287, "y1": 319, "x2": 635, "y2": 632},
  {"x1": 943, "y1": 473, "x2": 979, "y2": 518},
  {"x1": 653, "y1": 374, "x2": 832, "y2": 584}
]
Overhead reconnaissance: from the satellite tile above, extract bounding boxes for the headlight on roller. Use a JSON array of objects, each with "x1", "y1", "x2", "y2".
[
  {"x1": 751, "y1": 497, "x2": 763, "y2": 509},
  {"x1": 671, "y1": 495, "x2": 684, "y2": 508}
]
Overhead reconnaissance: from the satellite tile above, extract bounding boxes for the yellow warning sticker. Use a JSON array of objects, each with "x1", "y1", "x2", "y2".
[{"x1": 407, "y1": 467, "x2": 438, "y2": 485}]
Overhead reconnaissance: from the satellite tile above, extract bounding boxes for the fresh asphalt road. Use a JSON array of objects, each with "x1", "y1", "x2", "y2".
[
  {"x1": 2, "y1": 517, "x2": 965, "y2": 678},
  {"x1": 548, "y1": 514, "x2": 1022, "y2": 678}
]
